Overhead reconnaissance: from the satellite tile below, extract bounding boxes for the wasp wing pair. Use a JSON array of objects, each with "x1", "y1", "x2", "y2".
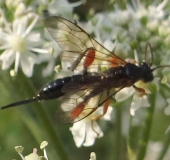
[
  {"x1": 44, "y1": 16, "x2": 127, "y2": 123},
  {"x1": 1, "y1": 16, "x2": 156, "y2": 124}
]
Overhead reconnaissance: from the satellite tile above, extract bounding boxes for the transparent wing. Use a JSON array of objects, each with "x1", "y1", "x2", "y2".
[
  {"x1": 44, "y1": 16, "x2": 126, "y2": 72},
  {"x1": 56, "y1": 89, "x2": 107, "y2": 123},
  {"x1": 56, "y1": 86, "x2": 124, "y2": 124}
]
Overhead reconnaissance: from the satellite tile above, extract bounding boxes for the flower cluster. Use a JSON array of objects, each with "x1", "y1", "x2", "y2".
[
  {"x1": 0, "y1": 0, "x2": 84, "y2": 77},
  {"x1": 70, "y1": 0, "x2": 170, "y2": 146},
  {"x1": 15, "y1": 141, "x2": 97, "y2": 160},
  {"x1": 1, "y1": 0, "x2": 170, "y2": 155},
  {"x1": 15, "y1": 141, "x2": 48, "y2": 160},
  {"x1": 80, "y1": 0, "x2": 170, "y2": 114}
]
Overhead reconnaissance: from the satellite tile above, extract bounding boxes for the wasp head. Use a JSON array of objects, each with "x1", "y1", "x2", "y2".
[{"x1": 139, "y1": 62, "x2": 154, "y2": 83}]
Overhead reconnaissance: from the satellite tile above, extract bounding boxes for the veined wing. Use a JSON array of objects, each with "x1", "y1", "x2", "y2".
[
  {"x1": 44, "y1": 16, "x2": 126, "y2": 72},
  {"x1": 56, "y1": 80, "x2": 126, "y2": 124},
  {"x1": 56, "y1": 89, "x2": 109, "y2": 123}
]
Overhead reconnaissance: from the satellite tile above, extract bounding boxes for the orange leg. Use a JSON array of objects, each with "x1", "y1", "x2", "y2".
[
  {"x1": 83, "y1": 48, "x2": 95, "y2": 68},
  {"x1": 133, "y1": 85, "x2": 146, "y2": 97},
  {"x1": 91, "y1": 99, "x2": 110, "y2": 137},
  {"x1": 70, "y1": 47, "x2": 95, "y2": 71},
  {"x1": 69, "y1": 102, "x2": 85, "y2": 120}
]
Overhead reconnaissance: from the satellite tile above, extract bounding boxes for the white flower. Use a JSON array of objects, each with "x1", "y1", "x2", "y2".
[
  {"x1": 14, "y1": 2, "x2": 34, "y2": 18},
  {"x1": 40, "y1": 141, "x2": 48, "y2": 160},
  {"x1": 15, "y1": 146, "x2": 25, "y2": 160},
  {"x1": 70, "y1": 119, "x2": 103, "y2": 147},
  {"x1": 108, "y1": 7, "x2": 131, "y2": 26},
  {"x1": 89, "y1": 152, "x2": 96, "y2": 160},
  {"x1": 115, "y1": 81, "x2": 150, "y2": 116},
  {"x1": 0, "y1": 10, "x2": 49, "y2": 77},
  {"x1": 115, "y1": 76, "x2": 159, "y2": 116},
  {"x1": 15, "y1": 147, "x2": 40, "y2": 160},
  {"x1": 38, "y1": 29, "x2": 62, "y2": 77},
  {"x1": 115, "y1": 86, "x2": 134, "y2": 103},
  {"x1": 15, "y1": 141, "x2": 49, "y2": 160},
  {"x1": 130, "y1": 92, "x2": 150, "y2": 116},
  {"x1": 48, "y1": 0, "x2": 84, "y2": 18},
  {"x1": 69, "y1": 96, "x2": 113, "y2": 147}
]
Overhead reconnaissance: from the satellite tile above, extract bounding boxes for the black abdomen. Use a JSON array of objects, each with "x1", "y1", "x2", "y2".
[
  {"x1": 37, "y1": 76, "x2": 71, "y2": 100},
  {"x1": 36, "y1": 74, "x2": 101, "y2": 101}
]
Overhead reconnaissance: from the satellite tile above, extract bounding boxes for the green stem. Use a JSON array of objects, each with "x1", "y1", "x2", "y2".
[
  {"x1": 114, "y1": 103, "x2": 122, "y2": 160},
  {"x1": 156, "y1": 129, "x2": 170, "y2": 160},
  {"x1": 136, "y1": 93, "x2": 156, "y2": 160},
  {"x1": 127, "y1": 116, "x2": 135, "y2": 160}
]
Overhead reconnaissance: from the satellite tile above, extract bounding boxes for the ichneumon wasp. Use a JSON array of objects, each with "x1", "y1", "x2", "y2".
[{"x1": 1, "y1": 16, "x2": 170, "y2": 130}]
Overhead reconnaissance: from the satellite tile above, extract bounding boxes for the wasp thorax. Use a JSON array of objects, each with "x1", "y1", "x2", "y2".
[{"x1": 124, "y1": 62, "x2": 153, "y2": 83}]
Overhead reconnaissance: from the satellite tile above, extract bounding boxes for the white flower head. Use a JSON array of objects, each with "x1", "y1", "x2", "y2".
[
  {"x1": 48, "y1": 0, "x2": 84, "y2": 18},
  {"x1": 15, "y1": 147, "x2": 40, "y2": 160},
  {"x1": 69, "y1": 95, "x2": 113, "y2": 147},
  {"x1": 70, "y1": 120, "x2": 103, "y2": 147},
  {"x1": 89, "y1": 152, "x2": 96, "y2": 160},
  {"x1": 115, "y1": 80, "x2": 151, "y2": 116},
  {"x1": 0, "y1": 10, "x2": 49, "y2": 77},
  {"x1": 38, "y1": 28, "x2": 62, "y2": 77},
  {"x1": 15, "y1": 141, "x2": 48, "y2": 160}
]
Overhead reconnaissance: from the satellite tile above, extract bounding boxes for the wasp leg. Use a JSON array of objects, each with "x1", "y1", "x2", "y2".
[
  {"x1": 70, "y1": 47, "x2": 95, "y2": 71},
  {"x1": 133, "y1": 85, "x2": 146, "y2": 97},
  {"x1": 69, "y1": 88, "x2": 104, "y2": 122},
  {"x1": 91, "y1": 99, "x2": 110, "y2": 137}
]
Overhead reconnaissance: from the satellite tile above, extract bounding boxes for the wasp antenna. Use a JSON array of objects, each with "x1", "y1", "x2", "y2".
[
  {"x1": 151, "y1": 65, "x2": 170, "y2": 71},
  {"x1": 1, "y1": 97, "x2": 38, "y2": 109},
  {"x1": 145, "y1": 43, "x2": 153, "y2": 67}
]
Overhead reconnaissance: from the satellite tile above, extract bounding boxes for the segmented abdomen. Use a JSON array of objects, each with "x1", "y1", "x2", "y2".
[{"x1": 37, "y1": 76, "x2": 71, "y2": 100}]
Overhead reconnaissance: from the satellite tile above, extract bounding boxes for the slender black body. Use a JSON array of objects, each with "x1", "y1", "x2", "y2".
[
  {"x1": 1, "y1": 15, "x2": 155, "y2": 110},
  {"x1": 37, "y1": 62, "x2": 153, "y2": 101},
  {"x1": 1, "y1": 62, "x2": 154, "y2": 110},
  {"x1": 2, "y1": 15, "x2": 170, "y2": 126}
]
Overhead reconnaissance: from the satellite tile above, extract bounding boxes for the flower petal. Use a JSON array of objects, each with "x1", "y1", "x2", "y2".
[
  {"x1": 0, "y1": 32, "x2": 10, "y2": 42},
  {"x1": 13, "y1": 18, "x2": 27, "y2": 35},
  {"x1": 115, "y1": 87, "x2": 134, "y2": 102},
  {"x1": 83, "y1": 122, "x2": 103, "y2": 147},
  {"x1": 130, "y1": 94, "x2": 150, "y2": 116},
  {"x1": 70, "y1": 122, "x2": 86, "y2": 147},
  {"x1": 102, "y1": 106, "x2": 113, "y2": 121},
  {"x1": 23, "y1": 16, "x2": 39, "y2": 37},
  {"x1": 26, "y1": 33, "x2": 42, "y2": 47},
  {"x1": 0, "y1": 49, "x2": 15, "y2": 69},
  {"x1": 20, "y1": 51, "x2": 37, "y2": 77}
]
